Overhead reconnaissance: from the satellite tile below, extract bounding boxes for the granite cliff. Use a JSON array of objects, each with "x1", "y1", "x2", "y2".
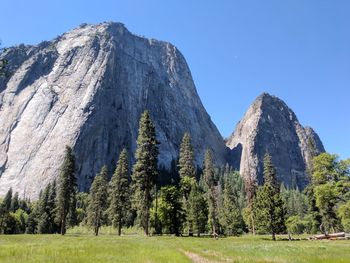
[
  {"x1": 0, "y1": 22, "x2": 227, "y2": 198},
  {"x1": 226, "y1": 93, "x2": 325, "y2": 189}
]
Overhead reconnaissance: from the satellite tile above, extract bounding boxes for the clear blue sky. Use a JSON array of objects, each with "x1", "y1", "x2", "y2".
[{"x1": 1, "y1": 0, "x2": 349, "y2": 159}]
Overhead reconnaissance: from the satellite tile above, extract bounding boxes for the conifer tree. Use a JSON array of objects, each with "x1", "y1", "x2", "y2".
[
  {"x1": 87, "y1": 166, "x2": 108, "y2": 236},
  {"x1": 38, "y1": 183, "x2": 51, "y2": 234},
  {"x1": 57, "y1": 146, "x2": 76, "y2": 235},
  {"x1": 254, "y1": 153, "x2": 285, "y2": 240},
  {"x1": 244, "y1": 174, "x2": 257, "y2": 234},
  {"x1": 37, "y1": 182, "x2": 58, "y2": 234},
  {"x1": 25, "y1": 213, "x2": 37, "y2": 234},
  {"x1": 219, "y1": 172, "x2": 245, "y2": 236},
  {"x1": 179, "y1": 133, "x2": 196, "y2": 181},
  {"x1": 178, "y1": 132, "x2": 196, "y2": 236},
  {"x1": 0, "y1": 188, "x2": 13, "y2": 233},
  {"x1": 109, "y1": 149, "x2": 130, "y2": 236},
  {"x1": 2, "y1": 188, "x2": 13, "y2": 211},
  {"x1": 0, "y1": 43, "x2": 7, "y2": 77},
  {"x1": 67, "y1": 191, "x2": 78, "y2": 228},
  {"x1": 10, "y1": 192, "x2": 19, "y2": 212},
  {"x1": 49, "y1": 180, "x2": 59, "y2": 233},
  {"x1": 203, "y1": 149, "x2": 219, "y2": 237},
  {"x1": 188, "y1": 183, "x2": 208, "y2": 236},
  {"x1": 132, "y1": 110, "x2": 159, "y2": 236},
  {"x1": 26, "y1": 203, "x2": 39, "y2": 234}
]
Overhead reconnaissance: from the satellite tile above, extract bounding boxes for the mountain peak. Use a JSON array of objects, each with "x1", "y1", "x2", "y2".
[{"x1": 227, "y1": 93, "x2": 324, "y2": 188}]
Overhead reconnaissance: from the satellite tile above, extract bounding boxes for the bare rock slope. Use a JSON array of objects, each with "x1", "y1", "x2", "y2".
[
  {"x1": 0, "y1": 22, "x2": 227, "y2": 198},
  {"x1": 226, "y1": 93, "x2": 324, "y2": 189}
]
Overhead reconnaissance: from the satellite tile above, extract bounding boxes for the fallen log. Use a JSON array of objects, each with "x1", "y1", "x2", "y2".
[
  {"x1": 311, "y1": 232, "x2": 347, "y2": 240},
  {"x1": 328, "y1": 232, "x2": 345, "y2": 238},
  {"x1": 313, "y1": 234, "x2": 328, "y2": 240}
]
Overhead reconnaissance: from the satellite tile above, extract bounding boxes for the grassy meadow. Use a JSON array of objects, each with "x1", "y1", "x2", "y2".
[{"x1": 0, "y1": 230, "x2": 349, "y2": 263}]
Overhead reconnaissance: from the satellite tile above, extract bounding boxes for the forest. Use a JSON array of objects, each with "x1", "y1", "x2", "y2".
[{"x1": 0, "y1": 110, "x2": 349, "y2": 240}]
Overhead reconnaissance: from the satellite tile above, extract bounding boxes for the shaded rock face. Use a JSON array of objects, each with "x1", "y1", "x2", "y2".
[
  {"x1": 226, "y1": 93, "x2": 325, "y2": 189},
  {"x1": 0, "y1": 22, "x2": 227, "y2": 198}
]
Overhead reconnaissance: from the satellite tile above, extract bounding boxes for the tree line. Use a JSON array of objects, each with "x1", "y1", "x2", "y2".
[{"x1": 0, "y1": 110, "x2": 349, "y2": 240}]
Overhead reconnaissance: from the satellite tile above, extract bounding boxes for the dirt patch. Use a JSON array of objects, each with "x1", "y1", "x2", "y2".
[{"x1": 182, "y1": 250, "x2": 219, "y2": 263}]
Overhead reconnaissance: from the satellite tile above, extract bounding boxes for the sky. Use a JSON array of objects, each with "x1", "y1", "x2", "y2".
[{"x1": 0, "y1": 0, "x2": 349, "y2": 159}]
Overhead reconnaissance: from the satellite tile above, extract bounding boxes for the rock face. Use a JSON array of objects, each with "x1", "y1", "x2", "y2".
[
  {"x1": 226, "y1": 93, "x2": 324, "y2": 189},
  {"x1": 0, "y1": 22, "x2": 227, "y2": 198}
]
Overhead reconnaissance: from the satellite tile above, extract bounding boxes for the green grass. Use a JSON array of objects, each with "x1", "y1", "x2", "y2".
[{"x1": 0, "y1": 233, "x2": 349, "y2": 263}]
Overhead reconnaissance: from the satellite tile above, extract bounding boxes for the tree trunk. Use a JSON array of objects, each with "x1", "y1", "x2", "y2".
[
  {"x1": 188, "y1": 220, "x2": 193, "y2": 236},
  {"x1": 251, "y1": 215, "x2": 256, "y2": 235},
  {"x1": 118, "y1": 219, "x2": 122, "y2": 236},
  {"x1": 145, "y1": 220, "x2": 149, "y2": 236},
  {"x1": 61, "y1": 213, "x2": 66, "y2": 235},
  {"x1": 155, "y1": 187, "x2": 159, "y2": 234},
  {"x1": 95, "y1": 227, "x2": 99, "y2": 236},
  {"x1": 145, "y1": 209, "x2": 149, "y2": 236},
  {"x1": 272, "y1": 232, "x2": 276, "y2": 241}
]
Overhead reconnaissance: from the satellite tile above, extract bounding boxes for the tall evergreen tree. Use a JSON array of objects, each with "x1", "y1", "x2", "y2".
[
  {"x1": 67, "y1": 190, "x2": 78, "y2": 228},
  {"x1": 132, "y1": 110, "x2": 159, "y2": 235},
  {"x1": 188, "y1": 183, "x2": 208, "y2": 236},
  {"x1": 57, "y1": 146, "x2": 76, "y2": 235},
  {"x1": 178, "y1": 132, "x2": 196, "y2": 236},
  {"x1": 49, "y1": 180, "x2": 59, "y2": 233},
  {"x1": 254, "y1": 153, "x2": 285, "y2": 240},
  {"x1": 203, "y1": 149, "x2": 219, "y2": 237},
  {"x1": 37, "y1": 182, "x2": 58, "y2": 234},
  {"x1": 87, "y1": 166, "x2": 108, "y2": 236},
  {"x1": 244, "y1": 174, "x2": 257, "y2": 235},
  {"x1": 179, "y1": 133, "x2": 196, "y2": 181},
  {"x1": 38, "y1": 183, "x2": 52, "y2": 234},
  {"x1": 109, "y1": 149, "x2": 130, "y2": 236},
  {"x1": 219, "y1": 172, "x2": 245, "y2": 236}
]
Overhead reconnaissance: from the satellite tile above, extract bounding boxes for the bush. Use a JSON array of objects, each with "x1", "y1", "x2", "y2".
[
  {"x1": 338, "y1": 201, "x2": 350, "y2": 232},
  {"x1": 286, "y1": 216, "x2": 306, "y2": 235}
]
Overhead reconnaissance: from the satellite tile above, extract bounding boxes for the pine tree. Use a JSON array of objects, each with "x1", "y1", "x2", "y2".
[
  {"x1": 2, "y1": 188, "x2": 13, "y2": 211},
  {"x1": 254, "y1": 153, "x2": 285, "y2": 240},
  {"x1": 219, "y1": 172, "x2": 245, "y2": 236},
  {"x1": 188, "y1": 184, "x2": 208, "y2": 236},
  {"x1": 10, "y1": 192, "x2": 19, "y2": 212},
  {"x1": 38, "y1": 183, "x2": 51, "y2": 234},
  {"x1": 87, "y1": 166, "x2": 108, "y2": 236},
  {"x1": 179, "y1": 133, "x2": 196, "y2": 181},
  {"x1": 109, "y1": 149, "x2": 130, "y2": 236},
  {"x1": 26, "y1": 203, "x2": 39, "y2": 234},
  {"x1": 48, "y1": 180, "x2": 59, "y2": 233},
  {"x1": 131, "y1": 110, "x2": 159, "y2": 236},
  {"x1": 67, "y1": 191, "x2": 78, "y2": 228},
  {"x1": 203, "y1": 149, "x2": 219, "y2": 237},
  {"x1": 57, "y1": 146, "x2": 76, "y2": 235},
  {"x1": 178, "y1": 132, "x2": 196, "y2": 236},
  {"x1": 244, "y1": 174, "x2": 257, "y2": 234},
  {"x1": 37, "y1": 182, "x2": 58, "y2": 234},
  {"x1": 0, "y1": 43, "x2": 7, "y2": 77},
  {"x1": 0, "y1": 188, "x2": 13, "y2": 233}
]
